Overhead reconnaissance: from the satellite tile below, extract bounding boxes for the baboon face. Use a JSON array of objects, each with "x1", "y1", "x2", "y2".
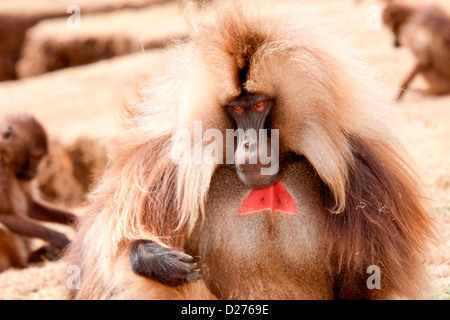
[
  {"x1": 225, "y1": 93, "x2": 280, "y2": 189},
  {"x1": 0, "y1": 116, "x2": 48, "y2": 181},
  {"x1": 383, "y1": 5, "x2": 410, "y2": 48}
]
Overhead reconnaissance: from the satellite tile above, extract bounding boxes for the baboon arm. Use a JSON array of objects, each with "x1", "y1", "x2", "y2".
[
  {"x1": 0, "y1": 214, "x2": 69, "y2": 249},
  {"x1": 397, "y1": 63, "x2": 426, "y2": 100},
  {"x1": 29, "y1": 200, "x2": 77, "y2": 225}
]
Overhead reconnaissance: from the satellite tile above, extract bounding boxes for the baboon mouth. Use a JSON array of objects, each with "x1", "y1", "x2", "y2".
[
  {"x1": 236, "y1": 166, "x2": 265, "y2": 173},
  {"x1": 235, "y1": 167, "x2": 280, "y2": 190},
  {"x1": 238, "y1": 182, "x2": 297, "y2": 217}
]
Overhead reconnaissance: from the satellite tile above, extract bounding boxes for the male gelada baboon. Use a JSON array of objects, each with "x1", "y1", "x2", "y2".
[
  {"x1": 383, "y1": 0, "x2": 450, "y2": 100},
  {"x1": 66, "y1": 1, "x2": 434, "y2": 299},
  {"x1": 0, "y1": 114, "x2": 76, "y2": 272}
]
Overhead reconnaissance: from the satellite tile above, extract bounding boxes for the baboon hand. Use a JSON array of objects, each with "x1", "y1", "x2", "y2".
[
  {"x1": 29, "y1": 244, "x2": 64, "y2": 262},
  {"x1": 50, "y1": 232, "x2": 71, "y2": 250},
  {"x1": 130, "y1": 240, "x2": 201, "y2": 287},
  {"x1": 29, "y1": 234, "x2": 70, "y2": 263}
]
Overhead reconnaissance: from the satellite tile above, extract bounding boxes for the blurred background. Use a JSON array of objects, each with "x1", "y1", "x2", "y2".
[{"x1": 0, "y1": 0, "x2": 448, "y2": 299}]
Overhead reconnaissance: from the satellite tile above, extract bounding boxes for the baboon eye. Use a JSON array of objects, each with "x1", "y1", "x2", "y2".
[
  {"x1": 253, "y1": 101, "x2": 265, "y2": 112},
  {"x1": 231, "y1": 106, "x2": 244, "y2": 114}
]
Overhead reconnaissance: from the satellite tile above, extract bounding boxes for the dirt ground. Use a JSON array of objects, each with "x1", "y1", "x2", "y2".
[{"x1": 0, "y1": 0, "x2": 449, "y2": 299}]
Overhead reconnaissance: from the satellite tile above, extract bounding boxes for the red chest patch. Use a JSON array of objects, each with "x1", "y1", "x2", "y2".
[{"x1": 238, "y1": 182, "x2": 297, "y2": 217}]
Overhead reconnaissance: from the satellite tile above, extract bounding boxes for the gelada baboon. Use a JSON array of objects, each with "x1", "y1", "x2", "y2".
[
  {"x1": 383, "y1": 0, "x2": 450, "y2": 100},
  {"x1": 0, "y1": 114, "x2": 76, "y2": 272},
  {"x1": 66, "y1": 1, "x2": 434, "y2": 299}
]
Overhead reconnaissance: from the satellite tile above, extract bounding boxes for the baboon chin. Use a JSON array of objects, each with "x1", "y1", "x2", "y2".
[{"x1": 66, "y1": 1, "x2": 434, "y2": 300}]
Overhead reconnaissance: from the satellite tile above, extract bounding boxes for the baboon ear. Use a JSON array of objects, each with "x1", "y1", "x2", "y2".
[{"x1": 1, "y1": 125, "x2": 13, "y2": 140}]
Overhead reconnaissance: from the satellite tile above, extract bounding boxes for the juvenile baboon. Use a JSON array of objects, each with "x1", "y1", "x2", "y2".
[
  {"x1": 67, "y1": 1, "x2": 434, "y2": 299},
  {"x1": 0, "y1": 114, "x2": 76, "y2": 271},
  {"x1": 383, "y1": 0, "x2": 450, "y2": 100}
]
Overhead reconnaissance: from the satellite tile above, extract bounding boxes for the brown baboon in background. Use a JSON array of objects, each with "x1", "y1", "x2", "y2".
[
  {"x1": 66, "y1": 1, "x2": 434, "y2": 299},
  {"x1": 383, "y1": 0, "x2": 450, "y2": 100},
  {"x1": 0, "y1": 115, "x2": 76, "y2": 272}
]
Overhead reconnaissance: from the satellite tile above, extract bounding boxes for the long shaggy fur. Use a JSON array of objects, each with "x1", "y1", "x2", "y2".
[{"x1": 66, "y1": 1, "x2": 434, "y2": 299}]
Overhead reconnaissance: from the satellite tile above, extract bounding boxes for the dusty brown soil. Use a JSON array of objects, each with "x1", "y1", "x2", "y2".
[{"x1": 0, "y1": 0, "x2": 448, "y2": 300}]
